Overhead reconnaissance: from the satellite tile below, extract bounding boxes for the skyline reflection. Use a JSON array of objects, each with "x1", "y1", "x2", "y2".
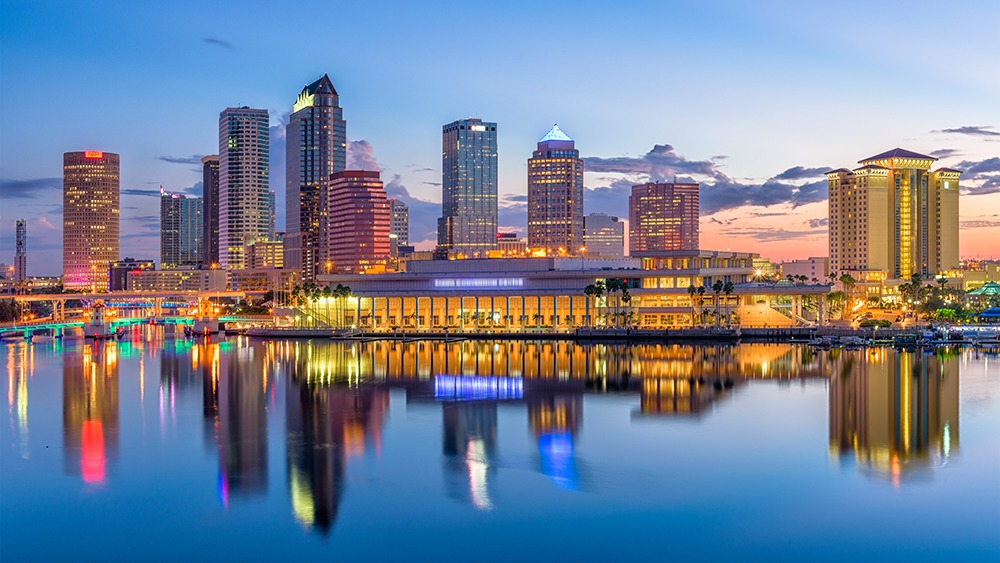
[
  {"x1": 62, "y1": 342, "x2": 119, "y2": 485},
  {"x1": 829, "y1": 350, "x2": 961, "y2": 486}
]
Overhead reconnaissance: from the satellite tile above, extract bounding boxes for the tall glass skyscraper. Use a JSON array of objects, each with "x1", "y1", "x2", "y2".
[
  {"x1": 63, "y1": 151, "x2": 120, "y2": 291},
  {"x1": 160, "y1": 189, "x2": 204, "y2": 269},
  {"x1": 219, "y1": 107, "x2": 270, "y2": 270},
  {"x1": 285, "y1": 74, "x2": 346, "y2": 280},
  {"x1": 201, "y1": 155, "x2": 220, "y2": 268},
  {"x1": 527, "y1": 124, "x2": 584, "y2": 254},
  {"x1": 628, "y1": 182, "x2": 700, "y2": 254},
  {"x1": 438, "y1": 118, "x2": 498, "y2": 256}
]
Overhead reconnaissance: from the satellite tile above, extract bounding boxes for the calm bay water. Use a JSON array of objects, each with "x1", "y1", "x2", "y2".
[{"x1": 2, "y1": 335, "x2": 999, "y2": 561}]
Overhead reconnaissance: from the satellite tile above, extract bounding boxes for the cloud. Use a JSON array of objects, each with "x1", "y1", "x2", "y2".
[
  {"x1": 0, "y1": 177, "x2": 61, "y2": 199},
  {"x1": 720, "y1": 226, "x2": 825, "y2": 243},
  {"x1": 502, "y1": 194, "x2": 528, "y2": 204},
  {"x1": 37, "y1": 216, "x2": 57, "y2": 230},
  {"x1": 203, "y1": 37, "x2": 235, "y2": 50},
  {"x1": 347, "y1": 139, "x2": 380, "y2": 170},
  {"x1": 929, "y1": 148, "x2": 961, "y2": 159},
  {"x1": 771, "y1": 166, "x2": 832, "y2": 181},
  {"x1": 749, "y1": 211, "x2": 790, "y2": 218},
  {"x1": 584, "y1": 144, "x2": 727, "y2": 182},
  {"x1": 157, "y1": 154, "x2": 203, "y2": 165},
  {"x1": 413, "y1": 167, "x2": 434, "y2": 173},
  {"x1": 965, "y1": 175, "x2": 1000, "y2": 196},
  {"x1": 422, "y1": 181, "x2": 442, "y2": 186},
  {"x1": 807, "y1": 217, "x2": 829, "y2": 228},
  {"x1": 383, "y1": 174, "x2": 440, "y2": 245},
  {"x1": 933, "y1": 125, "x2": 1000, "y2": 137},
  {"x1": 956, "y1": 157, "x2": 1000, "y2": 175},
  {"x1": 959, "y1": 220, "x2": 1000, "y2": 229},
  {"x1": 121, "y1": 188, "x2": 160, "y2": 197}
]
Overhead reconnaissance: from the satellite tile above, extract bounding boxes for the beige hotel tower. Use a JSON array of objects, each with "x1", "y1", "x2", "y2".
[{"x1": 826, "y1": 148, "x2": 959, "y2": 281}]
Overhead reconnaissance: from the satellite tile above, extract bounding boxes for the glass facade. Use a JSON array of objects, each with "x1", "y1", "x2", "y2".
[
  {"x1": 527, "y1": 125, "x2": 584, "y2": 254},
  {"x1": 438, "y1": 119, "x2": 498, "y2": 256},
  {"x1": 219, "y1": 107, "x2": 270, "y2": 270},
  {"x1": 160, "y1": 191, "x2": 204, "y2": 269},
  {"x1": 628, "y1": 182, "x2": 699, "y2": 253}
]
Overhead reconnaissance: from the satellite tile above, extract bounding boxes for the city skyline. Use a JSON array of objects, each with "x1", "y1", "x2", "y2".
[{"x1": 1, "y1": 1, "x2": 999, "y2": 274}]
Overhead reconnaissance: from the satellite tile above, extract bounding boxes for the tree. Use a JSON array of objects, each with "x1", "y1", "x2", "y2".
[
  {"x1": 712, "y1": 280, "x2": 724, "y2": 326},
  {"x1": 584, "y1": 280, "x2": 606, "y2": 326},
  {"x1": 697, "y1": 285, "x2": 707, "y2": 327},
  {"x1": 723, "y1": 280, "x2": 735, "y2": 326}
]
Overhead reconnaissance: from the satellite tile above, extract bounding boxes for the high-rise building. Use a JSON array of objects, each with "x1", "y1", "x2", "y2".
[
  {"x1": 628, "y1": 182, "x2": 699, "y2": 255},
  {"x1": 285, "y1": 74, "x2": 346, "y2": 281},
  {"x1": 14, "y1": 219, "x2": 26, "y2": 282},
  {"x1": 201, "y1": 155, "x2": 220, "y2": 268},
  {"x1": 328, "y1": 171, "x2": 390, "y2": 274},
  {"x1": 827, "y1": 148, "x2": 960, "y2": 279},
  {"x1": 63, "y1": 151, "x2": 120, "y2": 291},
  {"x1": 527, "y1": 124, "x2": 584, "y2": 254},
  {"x1": 160, "y1": 189, "x2": 204, "y2": 269},
  {"x1": 438, "y1": 118, "x2": 498, "y2": 256},
  {"x1": 390, "y1": 198, "x2": 409, "y2": 246},
  {"x1": 219, "y1": 107, "x2": 270, "y2": 270},
  {"x1": 583, "y1": 213, "x2": 625, "y2": 258},
  {"x1": 108, "y1": 257, "x2": 155, "y2": 291},
  {"x1": 267, "y1": 190, "x2": 276, "y2": 241}
]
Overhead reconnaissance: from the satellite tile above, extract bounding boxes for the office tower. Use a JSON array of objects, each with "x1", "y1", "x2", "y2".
[
  {"x1": 108, "y1": 257, "x2": 155, "y2": 291},
  {"x1": 201, "y1": 155, "x2": 220, "y2": 268},
  {"x1": 390, "y1": 198, "x2": 409, "y2": 246},
  {"x1": 328, "y1": 171, "x2": 390, "y2": 273},
  {"x1": 438, "y1": 118, "x2": 498, "y2": 256},
  {"x1": 14, "y1": 219, "x2": 26, "y2": 282},
  {"x1": 219, "y1": 107, "x2": 270, "y2": 270},
  {"x1": 268, "y1": 190, "x2": 276, "y2": 241},
  {"x1": 159, "y1": 189, "x2": 204, "y2": 269},
  {"x1": 63, "y1": 151, "x2": 120, "y2": 291},
  {"x1": 583, "y1": 213, "x2": 625, "y2": 257},
  {"x1": 628, "y1": 182, "x2": 699, "y2": 254},
  {"x1": 527, "y1": 124, "x2": 584, "y2": 254},
  {"x1": 827, "y1": 149, "x2": 960, "y2": 279},
  {"x1": 285, "y1": 74, "x2": 346, "y2": 281}
]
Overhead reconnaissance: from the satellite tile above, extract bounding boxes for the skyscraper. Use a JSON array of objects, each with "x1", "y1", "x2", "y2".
[
  {"x1": 219, "y1": 107, "x2": 270, "y2": 270},
  {"x1": 160, "y1": 189, "x2": 204, "y2": 269},
  {"x1": 14, "y1": 219, "x2": 26, "y2": 282},
  {"x1": 527, "y1": 124, "x2": 584, "y2": 254},
  {"x1": 285, "y1": 74, "x2": 346, "y2": 281},
  {"x1": 390, "y1": 198, "x2": 409, "y2": 246},
  {"x1": 438, "y1": 118, "x2": 498, "y2": 256},
  {"x1": 63, "y1": 151, "x2": 120, "y2": 291},
  {"x1": 583, "y1": 213, "x2": 625, "y2": 258},
  {"x1": 201, "y1": 155, "x2": 220, "y2": 268},
  {"x1": 628, "y1": 182, "x2": 699, "y2": 255},
  {"x1": 328, "y1": 171, "x2": 390, "y2": 274},
  {"x1": 268, "y1": 190, "x2": 276, "y2": 241},
  {"x1": 827, "y1": 148, "x2": 960, "y2": 279}
]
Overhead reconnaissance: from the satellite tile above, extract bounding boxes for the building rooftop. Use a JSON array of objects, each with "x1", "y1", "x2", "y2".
[
  {"x1": 934, "y1": 167, "x2": 963, "y2": 174},
  {"x1": 859, "y1": 147, "x2": 937, "y2": 163},
  {"x1": 302, "y1": 73, "x2": 337, "y2": 97},
  {"x1": 539, "y1": 124, "x2": 573, "y2": 143}
]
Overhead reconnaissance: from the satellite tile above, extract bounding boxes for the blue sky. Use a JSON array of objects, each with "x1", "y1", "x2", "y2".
[{"x1": 1, "y1": 0, "x2": 999, "y2": 274}]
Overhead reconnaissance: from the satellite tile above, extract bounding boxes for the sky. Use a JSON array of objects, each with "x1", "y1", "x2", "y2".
[{"x1": 1, "y1": 0, "x2": 999, "y2": 275}]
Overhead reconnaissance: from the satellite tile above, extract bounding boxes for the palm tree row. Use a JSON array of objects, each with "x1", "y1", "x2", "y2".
[{"x1": 583, "y1": 278, "x2": 633, "y2": 327}]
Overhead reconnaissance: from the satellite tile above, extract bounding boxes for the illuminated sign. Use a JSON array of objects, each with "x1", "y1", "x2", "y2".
[
  {"x1": 434, "y1": 375, "x2": 523, "y2": 400},
  {"x1": 434, "y1": 278, "x2": 524, "y2": 289},
  {"x1": 84, "y1": 151, "x2": 104, "y2": 159},
  {"x1": 470, "y1": 125, "x2": 487, "y2": 132}
]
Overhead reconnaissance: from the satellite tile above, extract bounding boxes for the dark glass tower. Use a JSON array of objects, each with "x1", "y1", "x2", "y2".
[
  {"x1": 201, "y1": 155, "x2": 220, "y2": 268},
  {"x1": 285, "y1": 74, "x2": 346, "y2": 280},
  {"x1": 438, "y1": 118, "x2": 498, "y2": 257}
]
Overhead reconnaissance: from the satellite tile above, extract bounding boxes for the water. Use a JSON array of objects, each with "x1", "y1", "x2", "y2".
[{"x1": 2, "y1": 336, "x2": 999, "y2": 561}]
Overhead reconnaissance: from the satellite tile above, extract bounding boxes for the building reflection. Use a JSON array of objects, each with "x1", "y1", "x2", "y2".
[
  {"x1": 527, "y1": 386, "x2": 583, "y2": 490},
  {"x1": 216, "y1": 343, "x2": 270, "y2": 503},
  {"x1": 442, "y1": 400, "x2": 498, "y2": 510},
  {"x1": 7, "y1": 342, "x2": 32, "y2": 457},
  {"x1": 286, "y1": 369, "x2": 388, "y2": 535},
  {"x1": 829, "y1": 350, "x2": 960, "y2": 485},
  {"x1": 63, "y1": 342, "x2": 119, "y2": 485}
]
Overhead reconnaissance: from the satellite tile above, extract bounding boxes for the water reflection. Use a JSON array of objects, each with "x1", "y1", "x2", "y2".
[
  {"x1": 829, "y1": 350, "x2": 960, "y2": 485},
  {"x1": 6, "y1": 342, "x2": 32, "y2": 458},
  {"x1": 442, "y1": 401, "x2": 498, "y2": 510},
  {"x1": 216, "y1": 343, "x2": 271, "y2": 503},
  {"x1": 63, "y1": 342, "x2": 119, "y2": 485},
  {"x1": 284, "y1": 358, "x2": 388, "y2": 535},
  {"x1": 528, "y1": 389, "x2": 583, "y2": 490}
]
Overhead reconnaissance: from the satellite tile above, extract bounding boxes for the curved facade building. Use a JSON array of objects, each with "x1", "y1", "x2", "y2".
[{"x1": 63, "y1": 151, "x2": 120, "y2": 291}]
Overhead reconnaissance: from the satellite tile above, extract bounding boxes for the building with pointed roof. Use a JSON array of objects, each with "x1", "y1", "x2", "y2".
[
  {"x1": 286, "y1": 74, "x2": 346, "y2": 280},
  {"x1": 527, "y1": 124, "x2": 584, "y2": 254},
  {"x1": 827, "y1": 148, "x2": 960, "y2": 285}
]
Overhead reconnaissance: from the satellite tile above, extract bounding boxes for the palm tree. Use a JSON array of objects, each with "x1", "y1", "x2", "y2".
[
  {"x1": 697, "y1": 285, "x2": 707, "y2": 327},
  {"x1": 712, "y1": 280, "x2": 724, "y2": 326},
  {"x1": 723, "y1": 280, "x2": 735, "y2": 326},
  {"x1": 584, "y1": 281, "x2": 606, "y2": 326}
]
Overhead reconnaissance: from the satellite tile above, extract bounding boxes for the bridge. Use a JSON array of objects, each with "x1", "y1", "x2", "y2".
[
  {"x1": 0, "y1": 314, "x2": 274, "y2": 340},
  {"x1": 6, "y1": 290, "x2": 265, "y2": 321}
]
